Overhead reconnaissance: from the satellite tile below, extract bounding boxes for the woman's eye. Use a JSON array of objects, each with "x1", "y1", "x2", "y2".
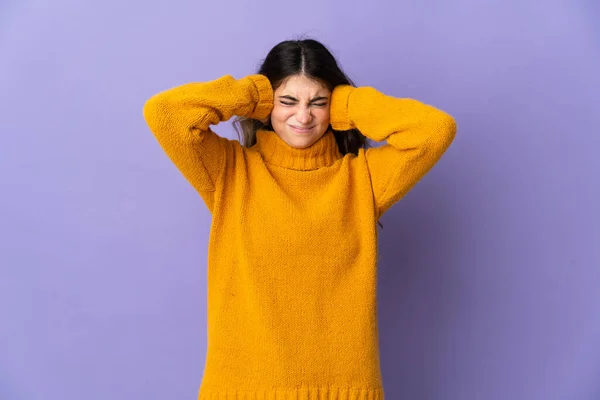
[{"x1": 280, "y1": 102, "x2": 327, "y2": 107}]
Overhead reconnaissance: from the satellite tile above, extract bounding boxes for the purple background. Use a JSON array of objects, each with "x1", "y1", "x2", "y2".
[{"x1": 1, "y1": 1, "x2": 599, "y2": 399}]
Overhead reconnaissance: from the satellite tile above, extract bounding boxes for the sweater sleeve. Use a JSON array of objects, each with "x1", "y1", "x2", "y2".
[
  {"x1": 330, "y1": 84, "x2": 457, "y2": 219},
  {"x1": 142, "y1": 74, "x2": 273, "y2": 208}
]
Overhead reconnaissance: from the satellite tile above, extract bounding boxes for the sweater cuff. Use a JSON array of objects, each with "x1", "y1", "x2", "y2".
[
  {"x1": 246, "y1": 74, "x2": 273, "y2": 120},
  {"x1": 330, "y1": 84, "x2": 355, "y2": 130}
]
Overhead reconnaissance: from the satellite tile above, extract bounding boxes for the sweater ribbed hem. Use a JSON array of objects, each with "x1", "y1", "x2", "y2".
[
  {"x1": 329, "y1": 84, "x2": 355, "y2": 131},
  {"x1": 198, "y1": 386, "x2": 384, "y2": 399},
  {"x1": 246, "y1": 74, "x2": 274, "y2": 120}
]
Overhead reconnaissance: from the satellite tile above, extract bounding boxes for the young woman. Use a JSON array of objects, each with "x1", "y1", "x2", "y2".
[{"x1": 143, "y1": 38, "x2": 456, "y2": 400}]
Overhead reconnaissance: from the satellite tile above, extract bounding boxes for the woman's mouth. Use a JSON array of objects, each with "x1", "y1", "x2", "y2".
[{"x1": 289, "y1": 125, "x2": 314, "y2": 134}]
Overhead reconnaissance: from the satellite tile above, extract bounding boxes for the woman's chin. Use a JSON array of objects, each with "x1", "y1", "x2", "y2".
[{"x1": 273, "y1": 125, "x2": 327, "y2": 149}]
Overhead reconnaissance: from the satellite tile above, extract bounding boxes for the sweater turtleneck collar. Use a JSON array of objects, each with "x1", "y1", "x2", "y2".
[{"x1": 253, "y1": 128, "x2": 343, "y2": 171}]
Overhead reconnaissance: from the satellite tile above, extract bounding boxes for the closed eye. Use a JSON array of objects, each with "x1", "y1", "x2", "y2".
[{"x1": 280, "y1": 102, "x2": 327, "y2": 107}]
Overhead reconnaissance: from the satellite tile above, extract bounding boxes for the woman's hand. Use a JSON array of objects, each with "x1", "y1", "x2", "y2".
[{"x1": 330, "y1": 84, "x2": 355, "y2": 131}]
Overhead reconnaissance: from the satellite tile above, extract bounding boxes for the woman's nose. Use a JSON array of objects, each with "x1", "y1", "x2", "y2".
[{"x1": 296, "y1": 107, "x2": 312, "y2": 124}]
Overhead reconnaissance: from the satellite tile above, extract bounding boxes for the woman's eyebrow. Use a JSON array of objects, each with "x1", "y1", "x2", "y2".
[{"x1": 278, "y1": 95, "x2": 329, "y2": 102}]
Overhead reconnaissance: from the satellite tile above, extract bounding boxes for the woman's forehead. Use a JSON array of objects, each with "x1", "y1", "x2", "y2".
[{"x1": 276, "y1": 75, "x2": 330, "y2": 96}]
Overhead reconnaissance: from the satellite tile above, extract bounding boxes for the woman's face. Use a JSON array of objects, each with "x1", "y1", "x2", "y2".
[{"x1": 269, "y1": 74, "x2": 331, "y2": 149}]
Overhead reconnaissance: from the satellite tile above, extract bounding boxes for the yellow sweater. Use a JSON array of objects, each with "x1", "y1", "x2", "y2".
[{"x1": 143, "y1": 74, "x2": 456, "y2": 400}]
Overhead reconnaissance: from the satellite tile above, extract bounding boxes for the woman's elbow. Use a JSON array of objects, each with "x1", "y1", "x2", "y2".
[{"x1": 428, "y1": 111, "x2": 457, "y2": 155}]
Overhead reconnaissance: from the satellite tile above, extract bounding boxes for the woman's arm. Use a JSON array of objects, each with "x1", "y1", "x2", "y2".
[
  {"x1": 330, "y1": 85, "x2": 457, "y2": 219},
  {"x1": 142, "y1": 74, "x2": 273, "y2": 207}
]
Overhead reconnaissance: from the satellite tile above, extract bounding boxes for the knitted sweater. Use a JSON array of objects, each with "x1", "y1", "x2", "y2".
[{"x1": 143, "y1": 73, "x2": 456, "y2": 400}]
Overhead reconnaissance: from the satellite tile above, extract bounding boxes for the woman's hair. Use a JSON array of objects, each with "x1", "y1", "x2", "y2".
[{"x1": 232, "y1": 38, "x2": 373, "y2": 156}]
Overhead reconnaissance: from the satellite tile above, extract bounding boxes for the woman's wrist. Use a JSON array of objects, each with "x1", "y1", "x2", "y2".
[
  {"x1": 330, "y1": 84, "x2": 355, "y2": 130},
  {"x1": 245, "y1": 74, "x2": 274, "y2": 120}
]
